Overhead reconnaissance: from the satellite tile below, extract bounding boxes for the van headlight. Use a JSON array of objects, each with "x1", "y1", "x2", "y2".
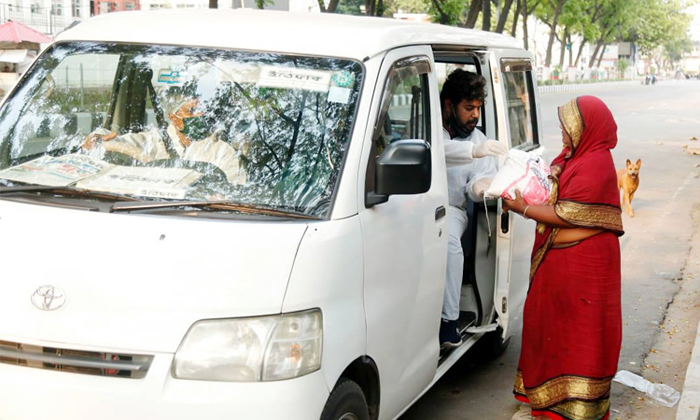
[{"x1": 172, "y1": 309, "x2": 322, "y2": 382}]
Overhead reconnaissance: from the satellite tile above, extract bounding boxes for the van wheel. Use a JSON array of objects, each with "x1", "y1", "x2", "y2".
[
  {"x1": 479, "y1": 324, "x2": 510, "y2": 359},
  {"x1": 320, "y1": 378, "x2": 370, "y2": 420}
]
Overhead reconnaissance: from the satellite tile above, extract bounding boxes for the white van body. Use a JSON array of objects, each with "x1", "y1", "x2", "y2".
[{"x1": 0, "y1": 10, "x2": 542, "y2": 420}]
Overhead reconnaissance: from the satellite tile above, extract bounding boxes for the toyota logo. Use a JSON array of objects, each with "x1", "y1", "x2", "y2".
[{"x1": 31, "y1": 286, "x2": 67, "y2": 311}]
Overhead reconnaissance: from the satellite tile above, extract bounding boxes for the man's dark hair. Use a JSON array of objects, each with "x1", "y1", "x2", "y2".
[{"x1": 440, "y1": 69, "x2": 487, "y2": 105}]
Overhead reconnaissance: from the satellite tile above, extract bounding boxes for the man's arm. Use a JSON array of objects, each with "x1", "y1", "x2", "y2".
[
  {"x1": 444, "y1": 137, "x2": 475, "y2": 167},
  {"x1": 465, "y1": 132, "x2": 499, "y2": 201}
]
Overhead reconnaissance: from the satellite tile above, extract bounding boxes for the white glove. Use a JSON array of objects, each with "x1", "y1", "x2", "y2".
[
  {"x1": 472, "y1": 177, "x2": 492, "y2": 197},
  {"x1": 473, "y1": 139, "x2": 507, "y2": 158}
]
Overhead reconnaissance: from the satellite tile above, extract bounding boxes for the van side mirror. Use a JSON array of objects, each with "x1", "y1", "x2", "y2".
[{"x1": 366, "y1": 139, "x2": 431, "y2": 207}]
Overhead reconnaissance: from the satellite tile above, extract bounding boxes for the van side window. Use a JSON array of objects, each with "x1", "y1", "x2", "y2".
[
  {"x1": 501, "y1": 59, "x2": 538, "y2": 149},
  {"x1": 373, "y1": 57, "x2": 431, "y2": 152},
  {"x1": 366, "y1": 56, "x2": 431, "y2": 195}
]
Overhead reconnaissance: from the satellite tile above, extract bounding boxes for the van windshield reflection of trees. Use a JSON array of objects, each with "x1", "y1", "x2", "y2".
[{"x1": 0, "y1": 42, "x2": 363, "y2": 217}]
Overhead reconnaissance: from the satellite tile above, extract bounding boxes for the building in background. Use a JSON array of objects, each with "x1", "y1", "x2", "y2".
[
  {"x1": 0, "y1": 0, "x2": 320, "y2": 35},
  {"x1": 681, "y1": 42, "x2": 700, "y2": 78}
]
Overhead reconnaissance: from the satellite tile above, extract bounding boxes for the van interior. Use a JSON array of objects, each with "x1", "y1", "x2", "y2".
[{"x1": 436, "y1": 52, "x2": 501, "y2": 362}]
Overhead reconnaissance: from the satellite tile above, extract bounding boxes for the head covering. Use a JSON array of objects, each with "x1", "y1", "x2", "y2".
[
  {"x1": 556, "y1": 95, "x2": 618, "y2": 162},
  {"x1": 530, "y1": 95, "x2": 623, "y2": 281}
]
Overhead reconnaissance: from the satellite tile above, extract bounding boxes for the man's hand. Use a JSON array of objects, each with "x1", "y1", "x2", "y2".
[
  {"x1": 473, "y1": 139, "x2": 507, "y2": 158},
  {"x1": 472, "y1": 177, "x2": 492, "y2": 197}
]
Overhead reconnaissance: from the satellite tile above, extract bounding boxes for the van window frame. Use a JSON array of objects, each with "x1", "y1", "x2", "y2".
[
  {"x1": 499, "y1": 57, "x2": 540, "y2": 151},
  {"x1": 364, "y1": 54, "x2": 432, "y2": 204}
]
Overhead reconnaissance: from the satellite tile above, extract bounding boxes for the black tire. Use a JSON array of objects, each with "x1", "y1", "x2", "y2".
[
  {"x1": 320, "y1": 378, "x2": 370, "y2": 420},
  {"x1": 478, "y1": 324, "x2": 511, "y2": 359}
]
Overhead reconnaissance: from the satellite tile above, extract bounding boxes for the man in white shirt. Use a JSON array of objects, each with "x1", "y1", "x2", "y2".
[{"x1": 440, "y1": 69, "x2": 506, "y2": 349}]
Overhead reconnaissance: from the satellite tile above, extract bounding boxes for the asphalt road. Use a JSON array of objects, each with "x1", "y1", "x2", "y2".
[{"x1": 400, "y1": 79, "x2": 700, "y2": 420}]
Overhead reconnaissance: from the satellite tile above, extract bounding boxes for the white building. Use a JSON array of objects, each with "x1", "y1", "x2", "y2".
[{"x1": 0, "y1": 0, "x2": 319, "y2": 36}]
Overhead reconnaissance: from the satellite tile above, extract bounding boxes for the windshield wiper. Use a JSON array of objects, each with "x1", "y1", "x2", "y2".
[
  {"x1": 0, "y1": 185, "x2": 140, "y2": 202},
  {"x1": 109, "y1": 200, "x2": 319, "y2": 219}
]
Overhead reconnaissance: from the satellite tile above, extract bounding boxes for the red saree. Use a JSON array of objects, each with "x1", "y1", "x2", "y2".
[{"x1": 513, "y1": 96, "x2": 624, "y2": 420}]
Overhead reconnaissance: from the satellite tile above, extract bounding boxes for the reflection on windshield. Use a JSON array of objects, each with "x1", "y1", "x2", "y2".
[{"x1": 0, "y1": 42, "x2": 363, "y2": 217}]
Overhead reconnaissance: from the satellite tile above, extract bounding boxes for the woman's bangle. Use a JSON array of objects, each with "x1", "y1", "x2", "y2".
[{"x1": 522, "y1": 205, "x2": 531, "y2": 219}]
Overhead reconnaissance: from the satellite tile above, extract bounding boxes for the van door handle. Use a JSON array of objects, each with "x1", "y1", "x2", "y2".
[
  {"x1": 435, "y1": 206, "x2": 446, "y2": 221},
  {"x1": 501, "y1": 211, "x2": 509, "y2": 234}
]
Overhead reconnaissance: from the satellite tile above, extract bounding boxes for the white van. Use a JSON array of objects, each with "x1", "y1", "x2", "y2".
[{"x1": 0, "y1": 10, "x2": 541, "y2": 420}]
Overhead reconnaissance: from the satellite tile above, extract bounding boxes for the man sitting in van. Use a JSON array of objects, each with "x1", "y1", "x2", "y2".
[{"x1": 440, "y1": 69, "x2": 504, "y2": 348}]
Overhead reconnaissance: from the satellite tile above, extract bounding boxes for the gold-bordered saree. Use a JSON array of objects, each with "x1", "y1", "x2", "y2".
[{"x1": 514, "y1": 96, "x2": 624, "y2": 420}]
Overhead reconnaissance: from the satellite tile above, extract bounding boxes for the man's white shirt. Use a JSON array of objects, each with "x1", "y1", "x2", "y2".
[{"x1": 443, "y1": 127, "x2": 498, "y2": 208}]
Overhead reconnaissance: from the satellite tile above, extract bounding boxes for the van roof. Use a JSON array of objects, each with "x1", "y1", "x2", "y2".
[{"x1": 55, "y1": 9, "x2": 522, "y2": 61}]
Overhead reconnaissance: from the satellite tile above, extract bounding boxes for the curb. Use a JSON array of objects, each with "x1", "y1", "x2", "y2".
[{"x1": 676, "y1": 317, "x2": 700, "y2": 420}]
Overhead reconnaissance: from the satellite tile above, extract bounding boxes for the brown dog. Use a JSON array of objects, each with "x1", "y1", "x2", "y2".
[{"x1": 617, "y1": 159, "x2": 641, "y2": 217}]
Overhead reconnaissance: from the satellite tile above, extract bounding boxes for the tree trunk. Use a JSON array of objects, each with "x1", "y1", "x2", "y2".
[
  {"x1": 365, "y1": 0, "x2": 375, "y2": 15},
  {"x1": 521, "y1": 0, "x2": 529, "y2": 50},
  {"x1": 596, "y1": 43, "x2": 605, "y2": 68},
  {"x1": 465, "y1": 0, "x2": 482, "y2": 28},
  {"x1": 544, "y1": 0, "x2": 565, "y2": 67},
  {"x1": 326, "y1": 0, "x2": 340, "y2": 12},
  {"x1": 510, "y1": 0, "x2": 521, "y2": 37},
  {"x1": 567, "y1": 33, "x2": 573, "y2": 67},
  {"x1": 588, "y1": 38, "x2": 604, "y2": 68},
  {"x1": 495, "y1": 0, "x2": 514, "y2": 33},
  {"x1": 558, "y1": 27, "x2": 567, "y2": 68},
  {"x1": 482, "y1": 0, "x2": 491, "y2": 31},
  {"x1": 375, "y1": 0, "x2": 384, "y2": 15},
  {"x1": 209, "y1": 0, "x2": 217, "y2": 8},
  {"x1": 574, "y1": 37, "x2": 586, "y2": 67}
]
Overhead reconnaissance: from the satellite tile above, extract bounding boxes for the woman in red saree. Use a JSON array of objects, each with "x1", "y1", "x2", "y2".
[{"x1": 503, "y1": 95, "x2": 624, "y2": 420}]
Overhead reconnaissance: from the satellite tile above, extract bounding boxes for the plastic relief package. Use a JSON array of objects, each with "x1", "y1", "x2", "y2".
[{"x1": 485, "y1": 149, "x2": 552, "y2": 205}]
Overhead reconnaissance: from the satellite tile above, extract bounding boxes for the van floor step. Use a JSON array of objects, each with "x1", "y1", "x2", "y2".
[
  {"x1": 438, "y1": 311, "x2": 477, "y2": 361},
  {"x1": 457, "y1": 311, "x2": 477, "y2": 334}
]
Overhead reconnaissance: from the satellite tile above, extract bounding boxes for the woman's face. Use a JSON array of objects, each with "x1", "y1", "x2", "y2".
[{"x1": 560, "y1": 124, "x2": 572, "y2": 150}]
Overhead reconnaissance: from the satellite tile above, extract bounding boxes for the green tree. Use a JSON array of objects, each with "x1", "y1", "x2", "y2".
[{"x1": 534, "y1": 0, "x2": 567, "y2": 66}]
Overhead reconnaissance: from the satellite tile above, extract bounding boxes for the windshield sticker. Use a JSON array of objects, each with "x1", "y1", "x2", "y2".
[
  {"x1": 331, "y1": 71, "x2": 355, "y2": 89},
  {"x1": 76, "y1": 166, "x2": 202, "y2": 200},
  {"x1": 328, "y1": 86, "x2": 351, "y2": 104},
  {"x1": 157, "y1": 69, "x2": 187, "y2": 85},
  {"x1": 0, "y1": 154, "x2": 110, "y2": 187},
  {"x1": 257, "y1": 66, "x2": 331, "y2": 92}
]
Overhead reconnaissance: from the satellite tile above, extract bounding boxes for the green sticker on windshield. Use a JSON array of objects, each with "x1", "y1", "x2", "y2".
[{"x1": 331, "y1": 71, "x2": 355, "y2": 89}]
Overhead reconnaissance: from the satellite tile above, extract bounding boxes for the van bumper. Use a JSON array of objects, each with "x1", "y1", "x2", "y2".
[{"x1": 0, "y1": 352, "x2": 330, "y2": 420}]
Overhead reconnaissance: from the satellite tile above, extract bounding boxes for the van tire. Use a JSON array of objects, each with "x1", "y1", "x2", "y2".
[
  {"x1": 479, "y1": 324, "x2": 510, "y2": 359},
  {"x1": 320, "y1": 378, "x2": 370, "y2": 420}
]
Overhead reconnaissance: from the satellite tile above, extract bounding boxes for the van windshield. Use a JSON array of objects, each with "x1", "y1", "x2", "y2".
[{"x1": 0, "y1": 42, "x2": 363, "y2": 217}]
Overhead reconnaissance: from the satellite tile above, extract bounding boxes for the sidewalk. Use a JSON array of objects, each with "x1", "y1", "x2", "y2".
[
  {"x1": 676, "y1": 207, "x2": 700, "y2": 420},
  {"x1": 677, "y1": 316, "x2": 700, "y2": 420}
]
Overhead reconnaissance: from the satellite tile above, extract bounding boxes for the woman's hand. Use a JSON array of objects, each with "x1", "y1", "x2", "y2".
[{"x1": 503, "y1": 190, "x2": 527, "y2": 214}]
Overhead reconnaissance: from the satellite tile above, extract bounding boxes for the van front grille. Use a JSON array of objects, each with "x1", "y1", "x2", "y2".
[{"x1": 0, "y1": 340, "x2": 153, "y2": 379}]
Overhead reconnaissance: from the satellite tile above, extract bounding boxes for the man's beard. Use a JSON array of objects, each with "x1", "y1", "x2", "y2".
[{"x1": 449, "y1": 109, "x2": 477, "y2": 138}]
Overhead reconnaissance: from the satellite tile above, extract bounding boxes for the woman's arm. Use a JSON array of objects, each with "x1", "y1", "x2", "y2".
[{"x1": 502, "y1": 190, "x2": 575, "y2": 228}]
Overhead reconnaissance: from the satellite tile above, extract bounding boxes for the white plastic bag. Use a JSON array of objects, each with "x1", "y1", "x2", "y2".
[
  {"x1": 613, "y1": 370, "x2": 681, "y2": 408},
  {"x1": 485, "y1": 149, "x2": 551, "y2": 205}
]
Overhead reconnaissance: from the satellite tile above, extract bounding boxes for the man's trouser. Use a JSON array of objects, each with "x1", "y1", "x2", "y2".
[{"x1": 442, "y1": 205, "x2": 468, "y2": 321}]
